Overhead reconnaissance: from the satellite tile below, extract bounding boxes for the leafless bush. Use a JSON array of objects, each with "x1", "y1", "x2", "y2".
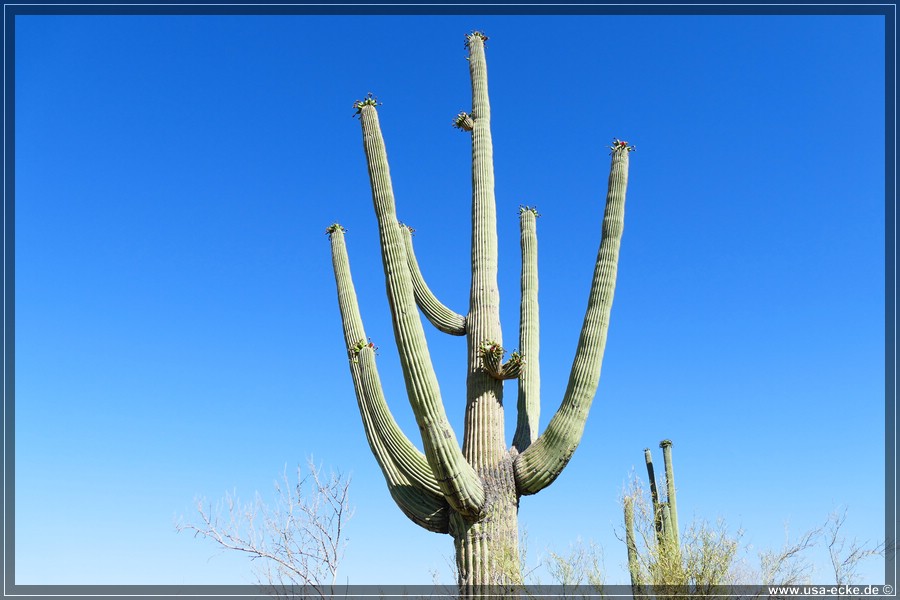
[{"x1": 176, "y1": 459, "x2": 353, "y2": 597}]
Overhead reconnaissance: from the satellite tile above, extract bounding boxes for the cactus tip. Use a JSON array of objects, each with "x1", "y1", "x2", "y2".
[
  {"x1": 480, "y1": 340, "x2": 504, "y2": 356},
  {"x1": 464, "y1": 30, "x2": 489, "y2": 49},
  {"x1": 519, "y1": 205, "x2": 541, "y2": 218},
  {"x1": 348, "y1": 337, "x2": 379, "y2": 361},
  {"x1": 609, "y1": 138, "x2": 635, "y2": 154},
  {"x1": 353, "y1": 92, "x2": 381, "y2": 116},
  {"x1": 325, "y1": 223, "x2": 346, "y2": 236},
  {"x1": 659, "y1": 439, "x2": 673, "y2": 448}
]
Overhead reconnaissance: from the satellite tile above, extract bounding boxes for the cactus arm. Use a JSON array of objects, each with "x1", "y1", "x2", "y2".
[
  {"x1": 478, "y1": 341, "x2": 524, "y2": 380},
  {"x1": 661, "y1": 503, "x2": 674, "y2": 545},
  {"x1": 328, "y1": 227, "x2": 449, "y2": 531},
  {"x1": 643, "y1": 446, "x2": 668, "y2": 548},
  {"x1": 458, "y1": 32, "x2": 508, "y2": 472},
  {"x1": 356, "y1": 347, "x2": 450, "y2": 533},
  {"x1": 625, "y1": 496, "x2": 645, "y2": 599},
  {"x1": 400, "y1": 226, "x2": 467, "y2": 336},
  {"x1": 356, "y1": 102, "x2": 485, "y2": 519},
  {"x1": 660, "y1": 439, "x2": 680, "y2": 548},
  {"x1": 353, "y1": 344, "x2": 444, "y2": 499},
  {"x1": 512, "y1": 141, "x2": 632, "y2": 495},
  {"x1": 387, "y1": 484, "x2": 451, "y2": 533},
  {"x1": 512, "y1": 207, "x2": 541, "y2": 452}
]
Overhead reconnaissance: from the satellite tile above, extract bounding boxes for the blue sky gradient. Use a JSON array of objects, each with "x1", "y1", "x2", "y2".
[{"x1": 12, "y1": 12, "x2": 888, "y2": 586}]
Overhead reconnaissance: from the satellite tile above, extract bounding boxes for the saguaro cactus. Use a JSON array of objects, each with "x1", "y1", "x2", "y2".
[
  {"x1": 327, "y1": 32, "x2": 633, "y2": 590},
  {"x1": 625, "y1": 440, "x2": 683, "y2": 596}
]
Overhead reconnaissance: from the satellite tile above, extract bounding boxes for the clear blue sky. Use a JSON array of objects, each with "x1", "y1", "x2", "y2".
[{"x1": 12, "y1": 12, "x2": 888, "y2": 586}]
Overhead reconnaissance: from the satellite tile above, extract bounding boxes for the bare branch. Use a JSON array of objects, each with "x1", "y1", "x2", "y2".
[
  {"x1": 756, "y1": 521, "x2": 822, "y2": 586},
  {"x1": 176, "y1": 461, "x2": 353, "y2": 597},
  {"x1": 825, "y1": 506, "x2": 887, "y2": 585}
]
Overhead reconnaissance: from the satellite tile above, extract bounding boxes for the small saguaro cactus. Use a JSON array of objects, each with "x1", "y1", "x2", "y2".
[
  {"x1": 625, "y1": 440, "x2": 683, "y2": 598},
  {"x1": 327, "y1": 31, "x2": 633, "y2": 591}
]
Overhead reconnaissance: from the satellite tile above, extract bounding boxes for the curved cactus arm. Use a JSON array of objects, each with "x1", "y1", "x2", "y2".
[
  {"x1": 399, "y1": 225, "x2": 467, "y2": 336},
  {"x1": 328, "y1": 228, "x2": 448, "y2": 524},
  {"x1": 512, "y1": 141, "x2": 632, "y2": 495},
  {"x1": 356, "y1": 101, "x2": 485, "y2": 519},
  {"x1": 353, "y1": 345, "x2": 444, "y2": 499},
  {"x1": 356, "y1": 348, "x2": 451, "y2": 533},
  {"x1": 386, "y1": 483, "x2": 451, "y2": 534},
  {"x1": 512, "y1": 206, "x2": 541, "y2": 453}
]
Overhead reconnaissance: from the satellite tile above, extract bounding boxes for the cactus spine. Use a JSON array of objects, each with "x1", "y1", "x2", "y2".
[{"x1": 327, "y1": 32, "x2": 632, "y2": 590}]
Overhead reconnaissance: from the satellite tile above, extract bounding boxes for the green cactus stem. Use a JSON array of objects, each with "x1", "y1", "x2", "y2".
[
  {"x1": 624, "y1": 496, "x2": 646, "y2": 600},
  {"x1": 503, "y1": 351, "x2": 525, "y2": 379},
  {"x1": 400, "y1": 225, "x2": 467, "y2": 335},
  {"x1": 461, "y1": 28, "x2": 506, "y2": 474},
  {"x1": 330, "y1": 230, "x2": 441, "y2": 494},
  {"x1": 644, "y1": 447, "x2": 665, "y2": 544},
  {"x1": 626, "y1": 441, "x2": 683, "y2": 593},
  {"x1": 453, "y1": 32, "x2": 526, "y2": 588},
  {"x1": 328, "y1": 228, "x2": 448, "y2": 530},
  {"x1": 511, "y1": 206, "x2": 540, "y2": 453},
  {"x1": 356, "y1": 347, "x2": 451, "y2": 532},
  {"x1": 357, "y1": 99, "x2": 485, "y2": 520},
  {"x1": 513, "y1": 138, "x2": 631, "y2": 495},
  {"x1": 661, "y1": 503, "x2": 675, "y2": 546},
  {"x1": 660, "y1": 439, "x2": 679, "y2": 549}
]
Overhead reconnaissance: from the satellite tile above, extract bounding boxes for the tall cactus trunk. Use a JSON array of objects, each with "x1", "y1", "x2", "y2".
[
  {"x1": 451, "y1": 453, "x2": 521, "y2": 590},
  {"x1": 454, "y1": 32, "x2": 521, "y2": 589},
  {"x1": 328, "y1": 31, "x2": 632, "y2": 592}
]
